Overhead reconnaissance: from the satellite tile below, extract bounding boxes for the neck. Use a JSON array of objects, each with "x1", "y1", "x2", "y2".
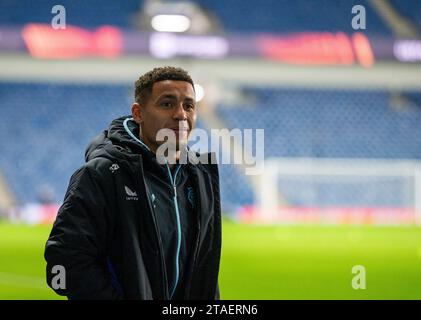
[{"x1": 139, "y1": 130, "x2": 181, "y2": 162}]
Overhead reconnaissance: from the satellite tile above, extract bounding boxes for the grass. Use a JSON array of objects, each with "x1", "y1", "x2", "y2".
[
  {"x1": 1, "y1": 221, "x2": 421, "y2": 299},
  {"x1": 0, "y1": 223, "x2": 64, "y2": 299},
  {"x1": 220, "y1": 221, "x2": 421, "y2": 299}
]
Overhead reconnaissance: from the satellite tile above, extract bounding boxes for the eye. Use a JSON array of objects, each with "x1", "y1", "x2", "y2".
[
  {"x1": 184, "y1": 103, "x2": 195, "y2": 111},
  {"x1": 160, "y1": 101, "x2": 172, "y2": 108}
]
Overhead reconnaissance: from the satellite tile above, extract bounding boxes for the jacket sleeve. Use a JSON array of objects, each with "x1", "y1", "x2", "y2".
[{"x1": 44, "y1": 165, "x2": 121, "y2": 300}]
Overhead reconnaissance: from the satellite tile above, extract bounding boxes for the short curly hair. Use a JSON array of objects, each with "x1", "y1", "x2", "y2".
[{"x1": 134, "y1": 66, "x2": 194, "y2": 104}]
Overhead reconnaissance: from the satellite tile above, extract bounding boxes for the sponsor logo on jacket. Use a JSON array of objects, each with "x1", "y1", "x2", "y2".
[
  {"x1": 109, "y1": 163, "x2": 120, "y2": 173},
  {"x1": 125, "y1": 186, "x2": 138, "y2": 201}
]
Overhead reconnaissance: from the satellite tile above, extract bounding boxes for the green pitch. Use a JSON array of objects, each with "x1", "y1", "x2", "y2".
[{"x1": 0, "y1": 220, "x2": 421, "y2": 300}]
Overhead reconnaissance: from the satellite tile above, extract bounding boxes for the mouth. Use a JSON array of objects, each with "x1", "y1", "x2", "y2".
[
  {"x1": 169, "y1": 126, "x2": 189, "y2": 133},
  {"x1": 168, "y1": 127, "x2": 189, "y2": 142},
  {"x1": 170, "y1": 128, "x2": 189, "y2": 132}
]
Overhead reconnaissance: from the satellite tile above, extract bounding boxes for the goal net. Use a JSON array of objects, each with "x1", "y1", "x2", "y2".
[{"x1": 245, "y1": 158, "x2": 421, "y2": 225}]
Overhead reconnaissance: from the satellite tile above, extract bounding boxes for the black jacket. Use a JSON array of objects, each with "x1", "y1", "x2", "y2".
[{"x1": 44, "y1": 116, "x2": 222, "y2": 300}]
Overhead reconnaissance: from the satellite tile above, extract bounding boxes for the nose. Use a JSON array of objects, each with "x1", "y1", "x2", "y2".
[{"x1": 172, "y1": 103, "x2": 187, "y2": 120}]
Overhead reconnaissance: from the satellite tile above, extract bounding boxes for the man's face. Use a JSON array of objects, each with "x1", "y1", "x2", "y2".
[{"x1": 132, "y1": 80, "x2": 197, "y2": 153}]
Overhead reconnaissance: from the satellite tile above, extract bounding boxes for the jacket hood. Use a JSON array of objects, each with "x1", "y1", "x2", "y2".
[{"x1": 85, "y1": 115, "x2": 153, "y2": 163}]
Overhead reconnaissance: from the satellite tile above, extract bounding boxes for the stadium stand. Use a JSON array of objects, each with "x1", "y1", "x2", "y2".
[
  {"x1": 0, "y1": 0, "x2": 143, "y2": 28},
  {"x1": 1, "y1": 82, "x2": 420, "y2": 211},
  {"x1": 0, "y1": 0, "x2": 394, "y2": 35},
  {"x1": 194, "y1": 0, "x2": 392, "y2": 34},
  {"x1": 216, "y1": 87, "x2": 421, "y2": 159},
  {"x1": 390, "y1": 0, "x2": 421, "y2": 30},
  {"x1": 0, "y1": 82, "x2": 131, "y2": 204},
  {"x1": 1, "y1": 0, "x2": 420, "y2": 214}
]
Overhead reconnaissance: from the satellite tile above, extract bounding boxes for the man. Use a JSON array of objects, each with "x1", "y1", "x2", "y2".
[{"x1": 45, "y1": 66, "x2": 221, "y2": 300}]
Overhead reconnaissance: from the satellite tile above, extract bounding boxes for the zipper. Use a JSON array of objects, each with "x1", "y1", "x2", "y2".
[
  {"x1": 123, "y1": 119, "x2": 170, "y2": 299},
  {"x1": 165, "y1": 163, "x2": 183, "y2": 300},
  {"x1": 139, "y1": 158, "x2": 169, "y2": 299},
  {"x1": 185, "y1": 173, "x2": 202, "y2": 299}
]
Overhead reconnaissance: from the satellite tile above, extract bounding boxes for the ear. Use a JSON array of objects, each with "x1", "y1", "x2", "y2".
[{"x1": 131, "y1": 103, "x2": 143, "y2": 124}]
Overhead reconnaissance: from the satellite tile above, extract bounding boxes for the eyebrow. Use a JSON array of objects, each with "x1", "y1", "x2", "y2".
[
  {"x1": 184, "y1": 97, "x2": 195, "y2": 103},
  {"x1": 158, "y1": 94, "x2": 195, "y2": 102},
  {"x1": 159, "y1": 94, "x2": 177, "y2": 100}
]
